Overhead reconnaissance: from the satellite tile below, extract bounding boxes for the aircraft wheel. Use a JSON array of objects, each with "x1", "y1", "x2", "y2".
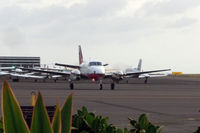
[
  {"x1": 99, "y1": 84, "x2": 103, "y2": 90},
  {"x1": 111, "y1": 83, "x2": 115, "y2": 90},
  {"x1": 70, "y1": 83, "x2": 74, "y2": 90},
  {"x1": 54, "y1": 79, "x2": 57, "y2": 83},
  {"x1": 12, "y1": 78, "x2": 19, "y2": 82},
  {"x1": 145, "y1": 78, "x2": 148, "y2": 84}
]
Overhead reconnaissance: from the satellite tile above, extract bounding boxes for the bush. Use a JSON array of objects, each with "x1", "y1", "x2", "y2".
[
  {"x1": 194, "y1": 127, "x2": 200, "y2": 133},
  {"x1": 72, "y1": 106, "x2": 123, "y2": 133},
  {"x1": 127, "y1": 114, "x2": 162, "y2": 133}
]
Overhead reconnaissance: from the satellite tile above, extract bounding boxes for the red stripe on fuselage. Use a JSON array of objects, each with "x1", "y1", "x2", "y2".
[{"x1": 86, "y1": 74, "x2": 105, "y2": 81}]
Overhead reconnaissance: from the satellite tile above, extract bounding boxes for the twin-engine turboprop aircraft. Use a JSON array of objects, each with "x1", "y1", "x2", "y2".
[
  {"x1": 21, "y1": 46, "x2": 171, "y2": 90},
  {"x1": 22, "y1": 45, "x2": 113, "y2": 90},
  {"x1": 124, "y1": 59, "x2": 170, "y2": 83}
]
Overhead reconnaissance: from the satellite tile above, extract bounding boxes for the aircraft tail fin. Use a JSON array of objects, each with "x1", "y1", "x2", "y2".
[
  {"x1": 137, "y1": 59, "x2": 142, "y2": 71},
  {"x1": 79, "y1": 45, "x2": 83, "y2": 65}
]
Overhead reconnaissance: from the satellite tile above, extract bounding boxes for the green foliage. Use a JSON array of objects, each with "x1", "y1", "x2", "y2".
[
  {"x1": 52, "y1": 104, "x2": 61, "y2": 133},
  {"x1": 128, "y1": 114, "x2": 162, "y2": 133},
  {"x1": 8, "y1": 80, "x2": 200, "y2": 133},
  {"x1": 194, "y1": 127, "x2": 200, "y2": 133},
  {"x1": 1, "y1": 80, "x2": 73, "y2": 133},
  {"x1": 72, "y1": 106, "x2": 123, "y2": 133},
  {"x1": 0, "y1": 117, "x2": 4, "y2": 133},
  {"x1": 61, "y1": 94, "x2": 73, "y2": 133},
  {"x1": 30, "y1": 92, "x2": 53, "y2": 133},
  {"x1": 2, "y1": 81, "x2": 30, "y2": 133}
]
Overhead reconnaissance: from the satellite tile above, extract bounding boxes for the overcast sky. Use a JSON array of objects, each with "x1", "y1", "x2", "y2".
[{"x1": 0, "y1": 0, "x2": 200, "y2": 73}]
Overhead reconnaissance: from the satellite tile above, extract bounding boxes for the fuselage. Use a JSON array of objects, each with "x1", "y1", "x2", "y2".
[
  {"x1": 125, "y1": 68, "x2": 147, "y2": 78},
  {"x1": 80, "y1": 61, "x2": 105, "y2": 81}
]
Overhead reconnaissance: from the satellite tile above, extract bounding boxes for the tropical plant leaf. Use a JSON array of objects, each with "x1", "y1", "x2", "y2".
[
  {"x1": 138, "y1": 114, "x2": 149, "y2": 130},
  {"x1": 85, "y1": 114, "x2": 95, "y2": 128},
  {"x1": 0, "y1": 117, "x2": 4, "y2": 133},
  {"x1": 2, "y1": 81, "x2": 30, "y2": 133},
  {"x1": 147, "y1": 125, "x2": 157, "y2": 133},
  {"x1": 30, "y1": 92, "x2": 53, "y2": 133},
  {"x1": 157, "y1": 126, "x2": 163, "y2": 133},
  {"x1": 61, "y1": 93, "x2": 73, "y2": 133},
  {"x1": 52, "y1": 103, "x2": 61, "y2": 133}
]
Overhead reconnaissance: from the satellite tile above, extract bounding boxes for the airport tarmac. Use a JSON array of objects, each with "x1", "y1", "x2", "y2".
[{"x1": 0, "y1": 77, "x2": 200, "y2": 133}]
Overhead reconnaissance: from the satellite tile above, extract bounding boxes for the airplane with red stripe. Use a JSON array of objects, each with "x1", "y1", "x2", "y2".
[
  {"x1": 22, "y1": 45, "x2": 113, "y2": 90},
  {"x1": 21, "y1": 46, "x2": 171, "y2": 90}
]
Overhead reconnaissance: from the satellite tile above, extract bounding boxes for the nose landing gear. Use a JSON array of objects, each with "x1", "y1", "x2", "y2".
[
  {"x1": 99, "y1": 80, "x2": 103, "y2": 90},
  {"x1": 111, "y1": 80, "x2": 115, "y2": 90},
  {"x1": 70, "y1": 82, "x2": 74, "y2": 90},
  {"x1": 111, "y1": 83, "x2": 115, "y2": 90},
  {"x1": 69, "y1": 79, "x2": 74, "y2": 90}
]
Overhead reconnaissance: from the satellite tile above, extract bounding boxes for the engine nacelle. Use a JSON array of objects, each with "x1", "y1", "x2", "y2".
[
  {"x1": 112, "y1": 70, "x2": 124, "y2": 80},
  {"x1": 15, "y1": 68, "x2": 23, "y2": 72},
  {"x1": 70, "y1": 69, "x2": 81, "y2": 80},
  {"x1": 113, "y1": 70, "x2": 123, "y2": 75},
  {"x1": 139, "y1": 74, "x2": 150, "y2": 78},
  {"x1": 71, "y1": 69, "x2": 81, "y2": 75}
]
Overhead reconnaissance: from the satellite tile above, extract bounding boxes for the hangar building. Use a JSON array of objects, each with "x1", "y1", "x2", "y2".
[{"x1": 0, "y1": 56, "x2": 40, "y2": 68}]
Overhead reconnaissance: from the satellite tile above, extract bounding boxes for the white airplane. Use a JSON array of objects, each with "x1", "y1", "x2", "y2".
[
  {"x1": 0, "y1": 66, "x2": 15, "y2": 76},
  {"x1": 9, "y1": 68, "x2": 47, "y2": 82},
  {"x1": 22, "y1": 45, "x2": 115, "y2": 90},
  {"x1": 124, "y1": 59, "x2": 170, "y2": 83},
  {"x1": 13, "y1": 66, "x2": 70, "y2": 82},
  {"x1": 0, "y1": 66, "x2": 47, "y2": 81},
  {"x1": 22, "y1": 46, "x2": 171, "y2": 90}
]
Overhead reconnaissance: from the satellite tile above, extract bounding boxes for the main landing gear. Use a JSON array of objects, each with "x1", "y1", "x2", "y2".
[
  {"x1": 99, "y1": 80, "x2": 103, "y2": 90},
  {"x1": 68, "y1": 80, "x2": 115, "y2": 90},
  {"x1": 70, "y1": 82, "x2": 74, "y2": 90},
  {"x1": 144, "y1": 77, "x2": 148, "y2": 84},
  {"x1": 12, "y1": 78, "x2": 19, "y2": 82},
  {"x1": 99, "y1": 80, "x2": 115, "y2": 90},
  {"x1": 111, "y1": 82, "x2": 115, "y2": 90},
  {"x1": 69, "y1": 79, "x2": 74, "y2": 90}
]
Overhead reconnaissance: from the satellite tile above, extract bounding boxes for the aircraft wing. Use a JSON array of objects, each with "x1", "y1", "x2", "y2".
[
  {"x1": 0, "y1": 66, "x2": 15, "y2": 70},
  {"x1": 55, "y1": 63, "x2": 80, "y2": 69},
  {"x1": 0, "y1": 71, "x2": 10, "y2": 76},
  {"x1": 148, "y1": 73, "x2": 169, "y2": 77},
  {"x1": 51, "y1": 75, "x2": 62, "y2": 78},
  {"x1": 125, "y1": 69, "x2": 171, "y2": 76},
  {"x1": 21, "y1": 68, "x2": 71, "y2": 76},
  {"x1": 138, "y1": 73, "x2": 169, "y2": 78},
  {"x1": 10, "y1": 73, "x2": 46, "y2": 79}
]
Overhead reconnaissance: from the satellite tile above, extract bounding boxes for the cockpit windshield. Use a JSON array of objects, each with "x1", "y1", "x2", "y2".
[{"x1": 89, "y1": 62, "x2": 102, "y2": 66}]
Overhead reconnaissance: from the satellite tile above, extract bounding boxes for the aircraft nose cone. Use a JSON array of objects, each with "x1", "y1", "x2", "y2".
[
  {"x1": 90, "y1": 66, "x2": 105, "y2": 74},
  {"x1": 96, "y1": 67, "x2": 105, "y2": 74}
]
